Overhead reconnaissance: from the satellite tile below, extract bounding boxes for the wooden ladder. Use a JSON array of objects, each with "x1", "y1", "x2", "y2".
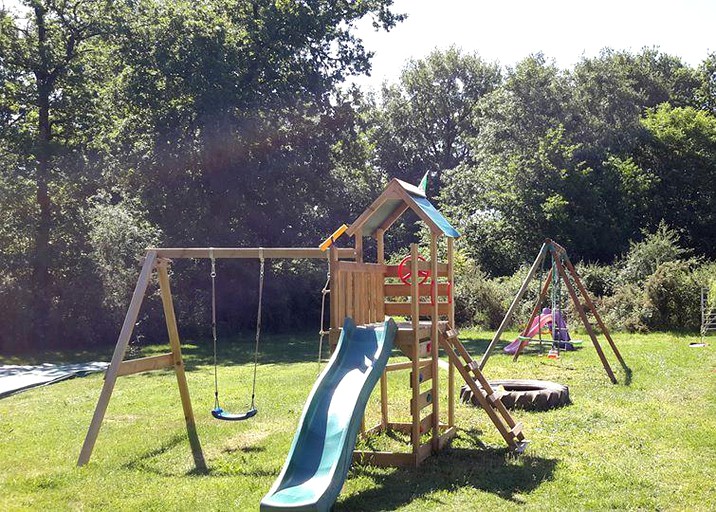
[{"x1": 439, "y1": 325, "x2": 528, "y2": 453}]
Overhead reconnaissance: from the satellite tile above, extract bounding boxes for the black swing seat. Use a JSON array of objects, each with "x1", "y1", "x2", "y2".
[{"x1": 212, "y1": 406, "x2": 258, "y2": 421}]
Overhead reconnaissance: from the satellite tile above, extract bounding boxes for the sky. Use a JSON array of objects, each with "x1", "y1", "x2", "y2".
[{"x1": 350, "y1": 0, "x2": 716, "y2": 91}]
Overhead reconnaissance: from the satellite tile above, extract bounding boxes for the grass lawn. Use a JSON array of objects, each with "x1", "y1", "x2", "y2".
[{"x1": 1, "y1": 329, "x2": 715, "y2": 511}]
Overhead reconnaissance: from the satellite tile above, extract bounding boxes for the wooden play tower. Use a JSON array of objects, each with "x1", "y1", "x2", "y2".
[{"x1": 327, "y1": 178, "x2": 527, "y2": 467}]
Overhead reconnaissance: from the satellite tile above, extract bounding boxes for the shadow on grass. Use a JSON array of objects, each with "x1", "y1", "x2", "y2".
[{"x1": 339, "y1": 438, "x2": 557, "y2": 510}]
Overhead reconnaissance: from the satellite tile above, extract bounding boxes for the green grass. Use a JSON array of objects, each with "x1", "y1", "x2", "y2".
[{"x1": 1, "y1": 330, "x2": 715, "y2": 511}]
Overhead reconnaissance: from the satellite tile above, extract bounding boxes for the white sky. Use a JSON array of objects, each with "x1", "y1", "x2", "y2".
[{"x1": 351, "y1": 0, "x2": 716, "y2": 91}]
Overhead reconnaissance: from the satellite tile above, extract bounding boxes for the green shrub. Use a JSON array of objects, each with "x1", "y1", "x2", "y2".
[
  {"x1": 601, "y1": 283, "x2": 651, "y2": 333},
  {"x1": 617, "y1": 222, "x2": 689, "y2": 285},
  {"x1": 454, "y1": 259, "x2": 508, "y2": 328},
  {"x1": 576, "y1": 261, "x2": 616, "y2": 297},
  {"x1": 643, "y1": 260, "x2": 700, "y2": 331}
]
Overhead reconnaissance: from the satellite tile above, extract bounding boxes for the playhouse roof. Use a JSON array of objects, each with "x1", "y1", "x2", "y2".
[{"x1": 346, "y1": 178, "x2": 460, "y2": 238}]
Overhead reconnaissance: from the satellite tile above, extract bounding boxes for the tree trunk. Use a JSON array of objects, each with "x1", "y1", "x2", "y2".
[{"x1": 32, "y1": 4, "x2": 53, "y2": 345}]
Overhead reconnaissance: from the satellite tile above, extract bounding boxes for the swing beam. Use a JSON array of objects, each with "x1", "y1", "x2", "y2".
[{"x1": 77, "y1": 246, "x2": 353, "y2": 469}]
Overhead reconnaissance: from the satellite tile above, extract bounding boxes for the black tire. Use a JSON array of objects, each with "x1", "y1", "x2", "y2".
[{"x1": 460, "y1": 379, "x2": 570, "y2": 412}]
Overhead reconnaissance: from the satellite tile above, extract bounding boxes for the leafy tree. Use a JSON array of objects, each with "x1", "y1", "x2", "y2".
[{"x1": 372, "y1": 47, "x2": 501, "y2": 189}]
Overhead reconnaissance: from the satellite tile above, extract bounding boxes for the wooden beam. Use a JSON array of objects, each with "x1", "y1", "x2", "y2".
[
  {"x1": 384, "y1": 283, "x2": 449, "y2": 297},
  {"x1": 376, "y1": 228, "x2": 385, "y2": 265},
  {"x1": 78, "y1": 250, "x2": 157, "y2": 467},
  {"x1": 384, "y1": 302, "x2": 450, "y2": 317},
  {"x1": 479, "y1": 243, "x2": 548, "y2": 370},
  {"x1": 333, "y1": 261, "x2": 386, "y2": 274},
  {"x1": 410, "y1": 244, "x2": 421, "y2": 455},
  {"x1": 563, "y1": 256, "x2": 628, "y2": 370},
  {"x1": 554, "y1": 257, "x2": 617, "y2": 384},
  {"x1": 157, "y1": 263, "x2": 207, "y2": 470},
  {"x1": 447, "y1": 237, "x2": 455, "y2": 427},
  {"x1": 378, "y1": 203, "x2": 409, "y2": 233},
  {"x1": 430, "y1": 234, "x2": 440, "y2": 452},
  {"x1": 116, "y1": 353, "x2": 174, "y2": 377},
  {"x1": 151, "y1": 247, "x2": 355, "y2": 260},
  {"x1": 385, "y1": 263, "x2": 449, "y2": 278}
]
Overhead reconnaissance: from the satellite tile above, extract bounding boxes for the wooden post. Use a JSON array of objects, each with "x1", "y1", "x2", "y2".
[
  {"x1": 563, "y1": 257, "x2": 628, "y2": 370},
  {"x1": 447, "y1": 237, "x2": 455, "y2": 427},
  {"x1": 554, "y1": 257, "x2": 617, "y2": 384},
  {"x1": 410, "y1": 243, "x2": 420, "y2": 464},
  {"x1": 355, "y1": 229, "x2": 363, "y2": 263},
  {"x1": 479, "y1": 243, "x2": 547, "y2": 370},
  {"x1": 376, "y1": 228, "x2": 385, "y2": 265},
  {"x1": 513, "y1": 267, "x2": 553, "y2": 361},
  {"x1": 329, "y1": 245, "x2": 339, "y2": 330},
  {"x1": 430, "y1": 234, "x2": 440, "y2": 452},
  {"x1": 77, "y1": 251, "x2": 157, "y2": 466},
  {"x1": 157, "y1": 261, "x2": 207, "y2": 471}
]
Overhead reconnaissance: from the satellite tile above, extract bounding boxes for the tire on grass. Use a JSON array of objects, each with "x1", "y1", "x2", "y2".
[{"x1": 460, "y1": 379, "x2": 570, "y2": 412}]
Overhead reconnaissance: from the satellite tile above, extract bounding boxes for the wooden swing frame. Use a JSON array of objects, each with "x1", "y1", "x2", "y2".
[
  {"x1": 77, "y1": 246, "x2": 355, "y2": 469},
  {"x1": 479, "y1": 239, "x2": 629, "y2": 383}
]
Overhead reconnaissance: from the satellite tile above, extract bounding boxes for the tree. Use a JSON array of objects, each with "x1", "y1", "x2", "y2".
[
  {"x1": 1, "y1": 0, "x2": 117, "y2": 345},
  {"x1": 372, "y1": 47, "x2": 501, "y2": 190}
]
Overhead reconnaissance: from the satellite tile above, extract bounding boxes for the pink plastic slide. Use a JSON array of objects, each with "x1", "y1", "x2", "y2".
[{"x1": 503, "y1": 313, "x2": 553, "y2": 354}]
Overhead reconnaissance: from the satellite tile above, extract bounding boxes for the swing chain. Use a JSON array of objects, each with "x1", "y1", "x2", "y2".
[
  {"x1": 250, "y1": 248, "x2": 265, "y2": 409},
  {"x1": 210, "y1": 248, "x2": 220, "y2": 409}
]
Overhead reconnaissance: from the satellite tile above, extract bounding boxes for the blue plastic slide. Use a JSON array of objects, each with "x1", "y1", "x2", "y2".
[{"x1": 261, "y1": 317, "x2": 396, "y2": 511}]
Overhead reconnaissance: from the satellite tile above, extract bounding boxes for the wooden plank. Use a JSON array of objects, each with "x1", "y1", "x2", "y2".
[
  {"x1": 346, "y1": 272, "x2": 354, "y2": 320},
  {"x1": 447, "y1": 238, "x2": 455, "y2": 427},
  {"x1": 345, "y1": 188, "x2": 394, "y2": 237},
  {"x1": 410, "y1": 244, "x2": 421, "y2": 451},
  {"x1": 355, "y1": 272, "x2": 364, "y2": 323},
  {"x1": 336, "y1": 269, "x2": 345, "y2": 327},
  {"x1": 479, "y1": 243, "x2": 547, "y2": 370},
  {"x1": 384, "y1": 283, "x2": 449, "y2": 298},
  {"x1": 554, "y1": 257, "x2": 617, "y2": 384},
  {"x1": 352, "y1": 450, "x2": 415, "y2": 467},
  {"x1": 354, "y1": 228, "x2": 363, "y2": 263},
  {"x1": 157, "y1": 263, "x2": 206, "y2": 470},
  {"x1": 438, "y1": 426, "x2": 458, "y2": 450},
  {"x1": 430, "y1": 234, "x2": 440, "y2": 452},
  {"x1": 411, "y1": 363, "x2": 433, "y2": 384},
  {"x1": 380, "y1": 372, "x2": 388, "y2": 428},
  {"x1": 419, "y1": 413, "x2": 434, "y2": 435},
  {"x1": 446, "y1": 328, "x2": 459, "y2": 338},
  {"x1": 117, "y1": 353, "x2": 174, "y2": 377},
  {"x1": 77, "y1": 251, "x2": 157, "y2": 467},
  {"x1": 378, "y1": 203, "x2": 410, "y2": 232},
  {"x1": 417, "y1": 441, "x2": 432, "y2": 463},
  {"x1": 411, "y1": 389, "x2": 433, "y2": 411},
  {"x1": 386, "y1": 421, "x2": 413, "y2": 434},
  {"x1": 376, "y1": 229, "x2": 385, "y2": 264},
  {"x1": 511, "y1": 422, "x2": 524, "y2": 437},
  {"x1": 152, "y1": 247, "x2": 355, "y2": 260},
  {"x1": 386, "y1": 359, "x2": 432, "y2": 371},
  {"x1": 330, "y1": 246, "x2": 339, "y2": 329},
  {"x1": 384, "y1": 302, "x2": 450, "y2": 317}
]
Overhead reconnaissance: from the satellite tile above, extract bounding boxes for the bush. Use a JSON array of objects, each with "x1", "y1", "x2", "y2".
[
  {"x1": 643, "y1": 260, "x2": 700, "y2": 331},
  {"x1": 601, "y1": 283, "x2": 651, "y2": 333},
  {"x1": 454, "y1": 259, "x2": 508, "y2": 329},
  {"x1": 617, "y1": 222, "x2": 689, "y2": 285},
  {"x1": 576, "y1": 261, "x2": 616, "y2": 297}
]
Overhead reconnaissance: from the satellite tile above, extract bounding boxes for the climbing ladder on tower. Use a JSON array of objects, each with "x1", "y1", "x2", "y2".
[{"x1": 438, "y1": 325, "x2": 528, "y2": 452}]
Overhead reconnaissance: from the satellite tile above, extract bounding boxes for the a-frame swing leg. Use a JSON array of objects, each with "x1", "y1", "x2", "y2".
[
  {"x1": 78, "y1": 252, "x2": 207, "y2": 470},
  {"x1": 479, "y1": 243, "x2": 548, "y2": 370},
  {"x1": 553, "y1": 257, "x2": 617, "y2": 384},
  {"x1": 78, "y1": 251, "x2": 158, "y2": 466},
  {"x1": 563, "y1": 258, "x2": 628, "y2": 371},
  {"x1": 157, "y1": 261, "x2": 207, "y2": 471}
]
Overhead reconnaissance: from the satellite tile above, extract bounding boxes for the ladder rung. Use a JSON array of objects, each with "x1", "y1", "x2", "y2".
[
  {"x1": 487, "y1": 390, "x2": 504, "y2": 403},
  {"x1": 511, "y1": 422, "x2": 523, "y2": 437},
  {"x1": 446, "y1": 328, "x2": 459, "y2": 339},
  {"x1": 464, "y1": 361, "x2": 478, "y2": 372}
]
